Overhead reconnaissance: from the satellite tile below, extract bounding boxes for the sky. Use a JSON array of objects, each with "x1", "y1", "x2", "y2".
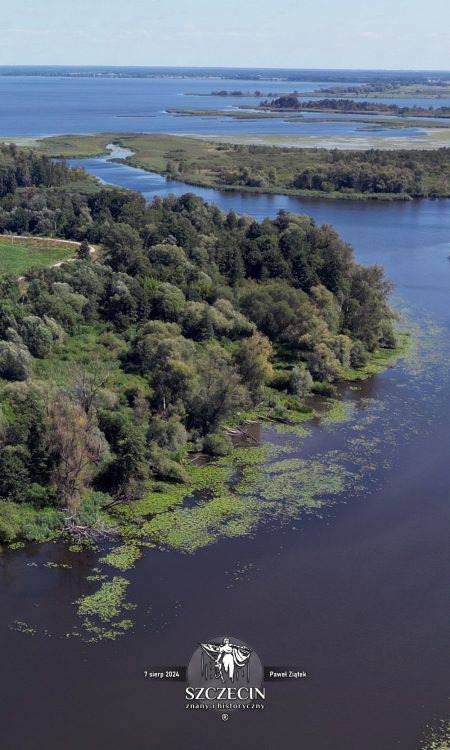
[{"x1": 1, "y1": 0, "x2": 449, "y2": 70}]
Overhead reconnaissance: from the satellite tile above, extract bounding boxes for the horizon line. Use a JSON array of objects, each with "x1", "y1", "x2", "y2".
[{"x1": 0, "y1": 64, "x2": 449, "y2": 74}]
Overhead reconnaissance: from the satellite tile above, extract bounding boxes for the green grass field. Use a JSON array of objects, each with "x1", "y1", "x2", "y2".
[
  {"x1": 0, "y1": 237, "x2": 76, "y2": 275},
  {"x1": 34, "y1": 133, "x2": 120, "y2": 158}
]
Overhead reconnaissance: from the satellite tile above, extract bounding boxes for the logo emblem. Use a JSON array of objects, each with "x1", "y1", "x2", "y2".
[
  {"x1": 186, "y1": 635, "x2": 265, "y2": 711},
  {"x1": 200, "y1": 637, "x2": 252, "y2": 683}
]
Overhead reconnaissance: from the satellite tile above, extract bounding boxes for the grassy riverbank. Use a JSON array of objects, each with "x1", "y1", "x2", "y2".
[{"x1": 35, "y1": 133, "x2": 450, "y2": 200}]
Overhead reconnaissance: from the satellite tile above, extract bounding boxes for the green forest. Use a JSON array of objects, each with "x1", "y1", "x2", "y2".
[
  {"x1": 260, "y1": 95, "x2": 450, "y2": 118},
  {"x1": 0, "y1": 143, "x2": 396, "y2": 544}
]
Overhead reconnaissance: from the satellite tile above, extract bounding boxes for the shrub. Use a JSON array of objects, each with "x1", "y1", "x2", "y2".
[
  {"x1": 0, "y1": 500, "x2": 64, "y2": 543},
  {"x1": 288, "y1": 366, "x2": 313, "y2": 397},
  {"x1": 379, "y1": 322, "x2": 397, "y2": 349},
  {"x1": 0, "y1": 341, "x2": 32, "y2": 381},
  {"x1": 202, "y1": 431, "x2": 234, "y2": 457},
  {"x1": 150, "y1": 447, "x2": 188, "y2": 483},
  {"x1": 20, "y1": 315, "x2": 54, "y2": 358},
  {"x1": 306, "y1": 343, "x2": 342, "y2": 383},
  {"x1": 311, "y1": 381, "x2": 337, "y2": 396},
  {"x1": 350, "y1": 340, "x2": 369, "y2": 368},
  {"x1": 268, "y1": 370, "x2": 290, "y2": 391},
  {"x1": 76, "y1": 491, "x2": 110, "y2": 526}
]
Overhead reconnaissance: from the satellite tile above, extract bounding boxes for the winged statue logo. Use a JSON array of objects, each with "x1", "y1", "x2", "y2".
[
  {"x1": 199, "y1": 637, "x2": 252, "y2": 683},
  {"x1": 186, "y1": 634, "x2": 265, "y2": 711}
]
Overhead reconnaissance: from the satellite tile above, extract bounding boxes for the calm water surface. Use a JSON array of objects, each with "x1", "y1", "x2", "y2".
[
  {"x1": 1, "y1": 114, "x2": 450, "y2": 749},
  {"x1": 0, "y1": 73, "x2": 440, "y2": 141}
]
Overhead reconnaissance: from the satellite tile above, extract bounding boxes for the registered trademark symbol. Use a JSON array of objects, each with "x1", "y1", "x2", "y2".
[{"x1": 222, "y1": 714, "x2": 229, "y2": 722}]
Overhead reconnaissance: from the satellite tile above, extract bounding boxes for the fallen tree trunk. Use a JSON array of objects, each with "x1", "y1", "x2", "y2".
[
  {"x1": 65, "y1": 522, "x2": 119, "y2": 542},
  {"x1": 257, "y1": 414, "x2": 291, "y2": 424},
  {"x1": 225, "y1": 425, "x2": 259, "y2": 443}
]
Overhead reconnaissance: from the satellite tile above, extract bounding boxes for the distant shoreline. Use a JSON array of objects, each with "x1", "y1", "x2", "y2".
[{"x1": 0, "y1": 67, "x2": 450, "y2": 83}]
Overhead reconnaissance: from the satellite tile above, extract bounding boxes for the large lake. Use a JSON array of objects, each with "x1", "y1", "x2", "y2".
[
  {"x1": 1, "y1": 71, "x2": 450, "y2": 750},
  {"x1": 1, "y1": 69, "x2": 448, "y2": 141}
]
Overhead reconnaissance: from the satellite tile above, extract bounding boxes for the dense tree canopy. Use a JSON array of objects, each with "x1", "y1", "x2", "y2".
[{"x1": 0, "y1": 150, "x2": 396, "y2": 539}]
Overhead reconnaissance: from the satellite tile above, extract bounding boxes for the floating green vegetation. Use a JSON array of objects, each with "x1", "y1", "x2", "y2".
[
  {"x1": 142, "y1": 493, "x2": 261, "y2": 553},
  {"x1": 225, "y1": 562, "x2": 258, "y2": 589},
  {"x1": 108, "y1": 441, "x2": 305, "y2": 555},
  {"x1": 10, "y1": 620, "x2": 37, "y2": 636},
  {"x1": 220, "y1": 445, "x2": 271, "y2": 466},
  {"x1": 100, "y1": 544, "x2": 141, "y2": 572},
  {"x1": 218, "y1": 443, "x2": 291, "y2": 467},
  {"x1": 76, "y1": 576, "x2": 136, "y2": 641},
  {"x1": 237, "y1": 454, "x2": 354, "y2": 512},
  {"x1": 68, "y1": 544, "x2": 82, "y2": 553},
  {"x1": 421, "y1": 720, "x2": 450, "y2": 750},
  {"x1": 76, "y1": 576, "x2": 133, "y2": 622},
  {"x1": 131, "y1": 483, "x2": 188, "y2": 518},
  {"x1": 320, "y1": 398, "x2": 356, "y2": 426},
  {"x1": 270, "y1": 421, "x2": 311, "y2": 437},
  {"x1": 80, "y1": 617, "x2": 134, "y2": 642},
  {"x1": 86, "y1": 572, "x2": 108, "y2": 582},
  {"x1": 138, "y1": 444, "x2": 357, "y2": 554}
]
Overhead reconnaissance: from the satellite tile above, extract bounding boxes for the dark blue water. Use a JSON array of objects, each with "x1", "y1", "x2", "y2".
[{"x1": 0, "y1": 73, "x2": 438, "y2": 140}]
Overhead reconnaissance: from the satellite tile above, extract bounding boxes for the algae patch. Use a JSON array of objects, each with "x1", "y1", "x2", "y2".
[
  {"x1": 100, "y1": 544, "x2": 141, "y2": 572},
  {"x1": 421, "y1": 720, "x2": 450, "y2": 750},
  {"x1": 76, "y1": 576, "x2": 136, "y2": 641}
]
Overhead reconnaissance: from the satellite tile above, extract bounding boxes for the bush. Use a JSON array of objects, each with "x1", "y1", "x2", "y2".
[
  {"x1": 0, "y1": 341, "x2": 32, "y2": 380},
  {"x1": 0, "y1": 500, "x2": 63, "y2": 543},
  {"x1": 268, "y1": 370, "x2": 290, "y2": 391},
  {"x1": 76, "y1": 491, "x2": 110, "y2": 526},
  {"x1": 306, "y1": 343, "x2": 342, "y2": 383},
  {"x1": 150, "y1": 447, "x2": 188, "y2": 483},
  {"x1": 147, "y1": 416, "x2": 187, "y2": 453},
  {"x1": 329, "y1": 334, "x2": 352, "y2": 369},
  {"x1": 379, "y1": 322, "x2": 397, "y2": 349},
  {"x1": 202, "y1": 431, "x2": 234, "y2": 457},
  {"x1": 350, "y1": 340, "x2": 369, "y2": 368},
  {"x1": 311, "y1": 381, "x2": 337, "y2": 396},
  {"x1": 20, "y1": 315, "x2": 54, "y2": 358},
  {"x1": 78, "y1": 239, "x2": 92, "y2": 260},
  {"x1": 27, "y1": 483, "x2": 57, "y2": 509},
  {"x1": 288, "y1": 367, "x2": 313, "y2": 397}
]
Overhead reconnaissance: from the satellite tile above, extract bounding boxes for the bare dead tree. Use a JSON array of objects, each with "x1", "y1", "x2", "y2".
[
  {"x1": 49, "y1": 398, "x2": 108, "y2": 511},
  {"x1": 73, "y1": 361, "x2": 110, "y2": 416}
]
